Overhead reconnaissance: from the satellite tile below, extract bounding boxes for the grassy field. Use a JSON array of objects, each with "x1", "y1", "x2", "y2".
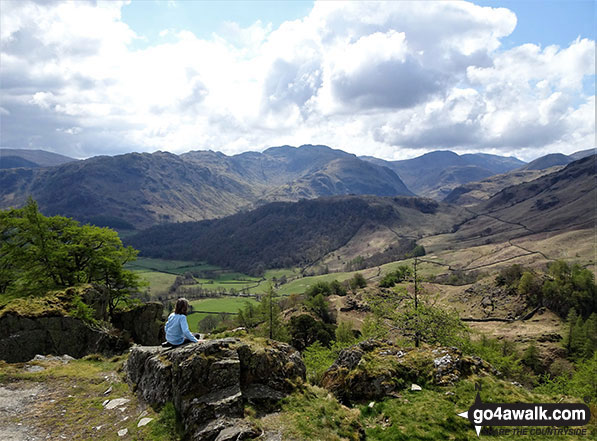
[
  {"x1": 276, "y1": 271, "x2": 356, "y2": 296},
  {"x1": 126, "y1": 257, "x2": 219, "y2": 274},
  {"x1": 128, "y1": 258, "x2": 308, "y2": 298},
  {"x1": 186, "y1": 297, "x2": 259, "y2": 332}
]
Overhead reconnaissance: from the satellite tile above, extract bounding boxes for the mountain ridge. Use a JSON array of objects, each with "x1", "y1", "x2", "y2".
[{"x1": 0, "y1": 145, "x2": 412, "y2": 229}]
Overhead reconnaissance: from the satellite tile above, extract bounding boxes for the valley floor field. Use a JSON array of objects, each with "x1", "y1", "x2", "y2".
[{"x1": 186, "y1": 297, "x2": 259, "y2": 332}]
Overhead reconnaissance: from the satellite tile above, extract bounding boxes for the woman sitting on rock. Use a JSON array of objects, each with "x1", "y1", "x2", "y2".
[{"x1": 164, "y1": 298, "x2": 202, "y2": 346}]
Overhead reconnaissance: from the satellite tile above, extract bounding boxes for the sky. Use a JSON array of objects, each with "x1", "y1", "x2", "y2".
[{"x1": 0, "y1": 1, "x2": 594, "y2": 161}]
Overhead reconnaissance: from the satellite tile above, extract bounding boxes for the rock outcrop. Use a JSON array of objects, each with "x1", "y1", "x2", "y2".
[
  {"x1": 321, "y1": 339, "x2": 494, "y2": 403},
  {"x1": 125, "y1": 337, "x2": 305, "y2": 441},
  {"x1": 111, "y1": 302, "x2": 164, "y2": 346},
  {"x1": 0, "y1": 314, "x2": 129, "y2": 363}
]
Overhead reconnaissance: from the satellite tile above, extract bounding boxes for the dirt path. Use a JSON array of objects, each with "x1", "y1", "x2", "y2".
[{"x1": 0, "y1": 382, "x2": 45, "y2": 441}]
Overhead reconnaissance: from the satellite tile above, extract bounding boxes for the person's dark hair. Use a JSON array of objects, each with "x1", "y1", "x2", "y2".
[{"x1": 174, "y1": 298, "x2": 189, "y2": 315}]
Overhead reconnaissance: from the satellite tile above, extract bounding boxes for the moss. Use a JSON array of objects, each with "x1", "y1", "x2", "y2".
[
  {"x1": 145, "y1": 402, "x2": 184, "y2": 441},
  {"x1": 278, "y1": 385, "x2": 363, "y2": 441},
  {"x1": 0, "y1": 286, "x2": 97, "y2": 324}
]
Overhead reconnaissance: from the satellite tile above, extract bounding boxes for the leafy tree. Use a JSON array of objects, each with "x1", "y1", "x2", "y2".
[
  {"x1": 329, "y1": 279, "x2": 347, "y2": 296},
  {"x1": 0, "y1": 199, "x2": 140, "y2": 320},
  {"x1": 258, "y1": 284, "x2": 288, "y2": 341},
  {"x1": 288, "y1": 314, "x2": 336, "y2": 351},
  {"x1": 361, "y1": 315, "x2": 388, "y2": 340},
  {"x1": 305, "y1": 281, "x2": 332, "y2": 298},
  {"x1": 564, "y1": 308, "x2": 580, "y2": 355},
  {"x1": 198, "y1": 314, "x2": 221, "y2": 333},
  {"x1": 302, "y1": 341, "x2": 337, "y2": 385},
  {"x1": 335, "y1": 321, "x2": 355, "y2": 344},
  {"x1": 237, "y1": 301, "x2": 261, "y2": 329},
  {"x1": 495, "y1": 264, "x2": 524, "y2": 290},
  {"x1": 379, "y1": 265, "x2": 411, "y2": 288},
  {"x1": 582, "y1": 313, "x2": 597, "y2": 359},
  {"x1": 369, "y1": 259, "x2": 467, "y2": 347},
  {"x1": 518, "y1": 271, "x2": 542, "y2": 305},
  {"x1": 305, "y1": 293, "x2": 334, "y2": 323},
  {"x1": 542, "y1": 260, "x2": 596, "y2": 318},
  {"x1": 521, "y1": 341, "x2": 542, "y2": 374},
  {"x1": 408, "y1": 244, "x2": 426, "y2": 258},
  {"x1": 348, "y1": 273, "x2": 367, "y2": 292}
]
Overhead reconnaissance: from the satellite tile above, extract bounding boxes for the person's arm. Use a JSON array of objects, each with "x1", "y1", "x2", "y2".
[{"x1": 180, "y1": 316, "x2": 198, "y2": 343}]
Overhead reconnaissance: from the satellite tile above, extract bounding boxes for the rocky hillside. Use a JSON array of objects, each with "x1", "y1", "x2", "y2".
[
  {"x1": 444, "y1": 155, "x2": 596, "y2": 246},
  {"x1": 126, "y1": 337, "x2": 305, "y2": 440},
  {"x1": 443, "y1": 167, "x2": 563, "y2": 206}
]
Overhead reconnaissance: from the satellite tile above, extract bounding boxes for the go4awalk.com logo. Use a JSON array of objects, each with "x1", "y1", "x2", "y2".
[{"x1": 457, "y1": 385, "x2": 591, "y2": 437}]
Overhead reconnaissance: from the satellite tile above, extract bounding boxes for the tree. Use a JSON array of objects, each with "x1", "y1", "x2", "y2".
[
  {"x1": 198, "y1": 314, "x2": 221, "y2": 333},
  {"x1": 305, "y1": 293, "x2": 334, "y2": 323},
  {"x1": 0, "y1": 199, "x2": 141, "y2": 320},
  {"x1": 379, "y1": 265, "x2": 411, "y2": 288},
  {"x1": 542, "y1": 260, "x2": 596, "y2": 318},
  {"x1": 348, "y1": 273, "x2": 367, "y2": 292},
  {"x1": 582, "y1": 313, "x2": 597, "y2": 359},
  {"x1": 368, "y1": 258, "x2": 467, "y2": 347},
  {"x1": 522, "y1": 341, "x2": 542, "y2": 374},
  {"x1": 288, "y1": 314, "x2": 336, "y2": 351},
  {"x1": 335, "y1": 321, "x2": 355, "y2": 344},
  {"x1": 260, "y1": 284, "x2": 286, "y2": 340},
  {"x1": 518, "y1": 271, "x2": 542, "y2": 306}
]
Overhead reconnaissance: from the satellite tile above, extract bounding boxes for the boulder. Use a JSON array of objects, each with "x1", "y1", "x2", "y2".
[
  {"x1": 125, "y1": 338, "x2": 305, "y2": 440},
  {"x1": 0, "y1": 313, "x2": 129, "y2": 363},
  {"x1": 111, "y1": 302, "x2": 165, "y2": 346},
  {"x1": 321, "y1": 339, "x2": 494, "y2": 403}
]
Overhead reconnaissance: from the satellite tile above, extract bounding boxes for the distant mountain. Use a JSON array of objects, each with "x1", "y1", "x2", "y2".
[
  {"x1": 569, "y1": 148, "x2": 595, "y2": 161},
  {"x1": 521, "y1": 153, "x2": 572, "y2": 171},
  {"x1": 443, "y1": 167, "x2": 563, "y2": 206},
  {"x1": 361, "y1": 151, "x2": 526, "y2": 199},
  {"x1": 0, "y1": 145, "x2": 413, "y2": 229},
  {"x1": 0, "y1": 151, "x2": 256, "y2": 229},
  {"x1": 0, "y1": 148, "x2": 76, "y2": 169},
  {"x1": 128, "y1": 195, "x2": 464, "y2": 275},
  {"x1": 447, "y1": 155, "x2": 596, "y2": 246}
]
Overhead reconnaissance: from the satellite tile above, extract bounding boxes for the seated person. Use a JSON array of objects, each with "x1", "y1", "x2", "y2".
[{"x1": 164, "y1": 298, "x2": 201, "y2": 346}]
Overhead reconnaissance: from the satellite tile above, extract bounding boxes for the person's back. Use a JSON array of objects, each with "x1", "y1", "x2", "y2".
[{"x1": 164, "y1": 298, "x2": 199, "y2": 346}]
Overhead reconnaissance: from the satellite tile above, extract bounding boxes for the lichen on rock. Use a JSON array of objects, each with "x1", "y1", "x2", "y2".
[
  {"x1": 321, "y1": 339, "x2": 494, "y2": 403},
  {"x1": 125, "y1": 337, "x2": 305, "y2": 440}
]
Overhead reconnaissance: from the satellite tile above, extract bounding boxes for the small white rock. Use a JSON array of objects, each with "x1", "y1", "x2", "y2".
[
  {"x1": 95, "y1": 426, "x2": 102, "y2": 431},
  {"x1": 411, "y1": 383, "x2": 422, "y2": 391},
  {"x1": 104, "y1": 386, "x2": 112, "y2": 395},
  {"x1": 138, "y1": 417, "x2": 153, "y2": 427},
  {"x1": 24, "y1": 365, "x2": 45, "y2": 373},
  {"x1": 139, "y1": 410, "x2": 148, "y2": 418},
  {"x1": 368, "y1": 401, "x2": 375, "y2": 408},
  {"x1": 104, "y1": 398, "x2": 130, "y2": 409},
  {"x1": 117, "y1": 428, "x2": 128, "y2": 437}
]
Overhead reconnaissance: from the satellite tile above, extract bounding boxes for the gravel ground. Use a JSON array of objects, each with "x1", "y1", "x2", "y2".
[{"x1": 0, "y1": 383, "x2": 45, "y2": 441}]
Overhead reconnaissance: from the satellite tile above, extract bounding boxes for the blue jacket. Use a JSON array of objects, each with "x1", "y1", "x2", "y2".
[{"x1": 165, "y1": 313, "x2": 198, "y2": 345}]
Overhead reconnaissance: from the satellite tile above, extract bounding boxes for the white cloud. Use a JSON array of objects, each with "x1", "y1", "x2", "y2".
[{"x1": 0, "y1": 0, "x2": 593, "y2": 161}]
